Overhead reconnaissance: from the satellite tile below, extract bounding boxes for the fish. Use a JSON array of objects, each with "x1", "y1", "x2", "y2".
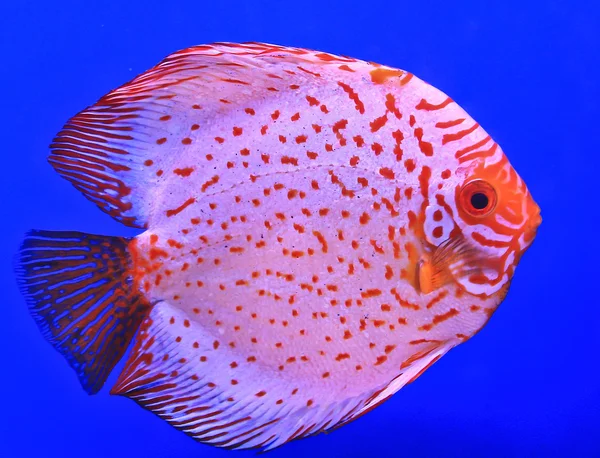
[{"x1": 16, "y1": 42, "x2": 541, "y2": 450}]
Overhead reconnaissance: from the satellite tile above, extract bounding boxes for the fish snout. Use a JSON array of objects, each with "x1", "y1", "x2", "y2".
[{"x1": 524, "y1": 199, "x2": 541, "y2": 243}]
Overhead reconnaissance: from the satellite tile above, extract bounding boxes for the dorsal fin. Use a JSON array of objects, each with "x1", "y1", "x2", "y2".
[{"x1": 49, "y1": 42, "x2": 411, "y2": 228}]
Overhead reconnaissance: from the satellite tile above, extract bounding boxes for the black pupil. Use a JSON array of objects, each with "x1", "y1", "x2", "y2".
[{"x1": 470, "y1": 192, "x2": 489, "y2": 210}]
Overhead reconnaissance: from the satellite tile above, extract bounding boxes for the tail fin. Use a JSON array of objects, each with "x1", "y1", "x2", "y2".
[{"x1": 15, "y1": 230, "x2": 150, "y2": 394}]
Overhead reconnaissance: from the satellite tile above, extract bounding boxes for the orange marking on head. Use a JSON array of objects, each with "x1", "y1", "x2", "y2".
[
  {"x1": 442, "y1": 123, "x2": 479, "y2": 145},
  {"x1": 436, "y1": 118, "x2": 465, "y2": 129},
  {"x1": 455, "y1": 135, "x2": 492, "y2": 159},
  {"x1": 414, "y1": 127, "x2": 434, "y2": 156},
  {"x1": 419, "y1": 166, "x2": 432, "y2": 200}
]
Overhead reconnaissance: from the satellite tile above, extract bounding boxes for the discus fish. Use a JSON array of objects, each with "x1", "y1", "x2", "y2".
[{"x1": 16, "y1": 42, "x2": 541, "y2": 450}]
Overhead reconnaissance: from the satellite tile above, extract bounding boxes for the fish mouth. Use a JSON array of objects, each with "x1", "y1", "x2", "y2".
[{"x1": 524, "y1": 201, "x2": 542, "y2": 244}]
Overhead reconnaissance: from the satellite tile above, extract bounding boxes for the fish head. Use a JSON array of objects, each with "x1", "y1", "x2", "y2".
[{"x1": 420, "y1": 142, "x2": 541, "y2": 300}]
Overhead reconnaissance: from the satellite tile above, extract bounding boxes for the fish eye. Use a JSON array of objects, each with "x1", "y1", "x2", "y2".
[
  {"x1": 471, "y1": 192, "x2": 489, "y2": 210},
  {"x1": 460, "y1": 180, "x2": 497, "y2": 217}
]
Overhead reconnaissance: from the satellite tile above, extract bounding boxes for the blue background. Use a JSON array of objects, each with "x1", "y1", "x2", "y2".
[{"x1": 1, "y1": 1, "x2": 598, "y2": 456}]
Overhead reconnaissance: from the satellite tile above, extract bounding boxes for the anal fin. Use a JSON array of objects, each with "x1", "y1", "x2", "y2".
[{"x1": 111, "y1": 302, "x2": 390, "y2": 451}]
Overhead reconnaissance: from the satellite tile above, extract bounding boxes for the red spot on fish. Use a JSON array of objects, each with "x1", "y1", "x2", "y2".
[
  {"x1": 338, "y1": 82, "x2": 365, "y2": 114},
  {"x1": 370, "y1": 114, "x2": 388, "y2": 132},
  {"x1": 404, "y1": 159, "x2": 416, "y2": 173},
  {"x1": 442, "y1": 123, "x2": 479, "y2": 145},
  {"x1": 379, "y1": 167, "x2": 395, "y2": 179},
  {"x1": 416, "y1": 96, "x2": 452, "y2": 111},
  {"x1": 166, "y1": 197, "x2": 195, "y2": 217},
  {"x1": 174, "y1": 167, "x2": 194, "y2": 177},
  {"x1": 414, "y1": 127, "x2": 434, "y2": 156},
  {"x1": 375, "y1": 355, "x2": 387, "y2": 365},
  {"x1": 201, "y1": 175, "x2": 219, "y2": 192},
  {"x1": 306, "y1": 96, "x2": 320, "y2": 106},
  {"x1": 371, "y1": 142, "x2": 383, "y2": 155}
]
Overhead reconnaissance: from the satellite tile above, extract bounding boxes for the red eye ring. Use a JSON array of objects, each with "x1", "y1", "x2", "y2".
[{"x1": 460, "y1": 180, "x2": 497, "y2": 217}]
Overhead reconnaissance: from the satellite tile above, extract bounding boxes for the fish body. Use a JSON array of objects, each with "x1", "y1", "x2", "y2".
[{"x1": 17, "y1": 42, "x2": 540, "y2": 450}]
